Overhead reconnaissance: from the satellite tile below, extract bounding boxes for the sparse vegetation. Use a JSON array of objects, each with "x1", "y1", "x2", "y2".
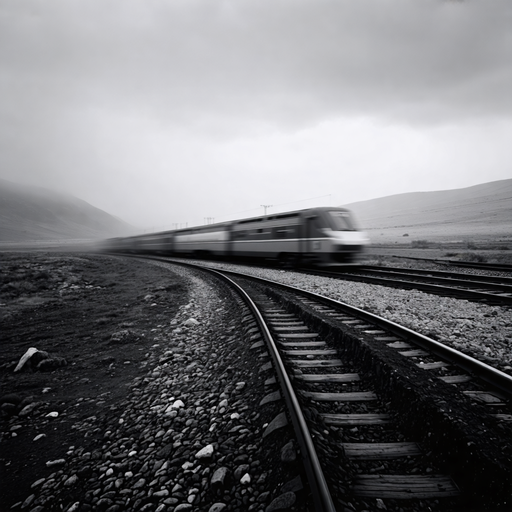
[
  {"x1": 411, "y1": 239, "x2": 430, "y2": 249},
  {"x1": 464, "y1": 252, "x2": 488, "y2": 263}
]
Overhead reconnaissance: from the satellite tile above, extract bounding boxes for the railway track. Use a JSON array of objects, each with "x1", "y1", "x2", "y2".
[
  {"x1": 137, "y1": 257, "x2": 512, "y2": 511},
  {"x1": 303, "y1": 265, "x2": 512, "y2": 306},
  {"x1": 371, "y1": 256, "x2": 512, "y2": 274}
]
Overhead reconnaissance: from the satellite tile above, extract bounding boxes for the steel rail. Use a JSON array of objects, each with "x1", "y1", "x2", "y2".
[
  {"x1": 300, "y1": 268, "x2": 512, "y2": 306},
  {"x1": 209, "y1": 267, "x2": 512, "y2": 399},
  {"x1": 371, "y1": 255, "x2": 512, "y2": 273},
  {"x1": 205, "y1": 268, "x2": 337, "y2": 512},
  {"x1": 360, "y1": 265, "x2": 512, "y2": 286}
]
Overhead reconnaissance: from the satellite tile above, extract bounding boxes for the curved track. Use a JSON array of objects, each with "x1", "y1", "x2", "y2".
[
  {"x1": 373, "y1": 256, "x2": 512, "y2": 273},
  {"x1": 131, "y1": 256, "x2": 512, "y2": 511},
  {"x1": 303, "y1": 265, "x2": 512, "y2": 306}
]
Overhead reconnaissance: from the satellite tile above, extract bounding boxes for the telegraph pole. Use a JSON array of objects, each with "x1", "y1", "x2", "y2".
[{"x1": 261, "y1": 204, "x2": 273, "y2": 215}]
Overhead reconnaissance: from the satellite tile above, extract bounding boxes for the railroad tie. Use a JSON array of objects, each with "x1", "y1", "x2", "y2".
[
  {"x1": 278, "y1": 332, "x2": 320, "y2": 339},
  {"x1": 301, "y1": 391, "x2": 377, "y2": 402},
  {"x1": 387, "y1": 341, "x2": 413, "y2": 349},
  {"x1": 341, "y1": 442, "x2": 421, "y2": 460},
  {"x1": 438, "y1": 375, "x2": 472, "y2": 384},
  {"x1": 289, "y1": 359, "x2": 344, "y2": 368},
  {"x1": 282, "y1": 349, "x2": 338, "y2": 356},
  {"x1": 294, "y1": 373, "x2": 360, "y2": 383},
  {"x1": 417, "y1": 361, "x2": 450, "y2": 370},
  {"x1": 399, "y1": 349, "x2": 429, "y2": 357},
  {"x1": 279, "y1": 341, "x2": 327, "y2": 347},
  {"x1": 321, "y1": 413, "x2": 391, "y2": 426},
  {"x1": 352, "y1": 474, "x2": 460, "y2": 499}
]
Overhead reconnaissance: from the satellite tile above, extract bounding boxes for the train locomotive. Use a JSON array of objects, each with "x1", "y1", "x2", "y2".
[{"x1": 102, "y1": 207, "x2": 370, "y2": 266}]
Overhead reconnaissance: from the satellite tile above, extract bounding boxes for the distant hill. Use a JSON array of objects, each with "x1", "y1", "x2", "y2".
[
  {"x1": 343, "y1": 179, "x2": 512, "y2": 242},
  {"x1": 0, "y1": 179, "x2": 133, "y2": 242}
]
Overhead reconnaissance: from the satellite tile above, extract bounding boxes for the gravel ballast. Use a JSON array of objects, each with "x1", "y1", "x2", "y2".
[
  {"x1": 180, "y1": 260, "x2": 512, "y2": 376},
  {"x1": 0, "y1": 255, "x2": 305, "y2": 512}
]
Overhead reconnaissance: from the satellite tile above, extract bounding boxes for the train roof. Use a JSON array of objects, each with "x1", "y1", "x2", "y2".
[{"x1": 119, "y1": 206, "x2": 353, "y2": 239}]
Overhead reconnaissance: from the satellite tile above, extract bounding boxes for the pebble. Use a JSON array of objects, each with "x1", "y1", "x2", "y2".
[{"x1": 9, "y1": 263, "x2": 303, "y2": 512}]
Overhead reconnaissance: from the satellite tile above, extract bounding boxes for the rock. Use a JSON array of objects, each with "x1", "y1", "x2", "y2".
[
  {"x1": 376, "y1": 498, "x2": 387, "y2": 510},
  {"x1": 110, "y1": 330, "x2": 132, "y2": 344},
  {"x1": 240, "y1": 473, "x2": 251, "y2": 485},
  {"x1": 64, "y1": 475, "x2": 78, "y2": 486},
  {"x1": 37, "y1": 357, "x2": 67, "y2": 371},
  {"x1": 14, "y1": 348, "x2": 41, "y2": 372},
  {"x1": 208, "y1": 504, "x2": 227, "y2": 512},
  {"x1": 195, "y1": 444, "x2": 214, "y2": 459},
  {"x1": 46, "y1": 459, "x2": 66, "y2": 467},
  {"x1": 184, "y1": 318, "x2": 199, "y2": 327},
  {"x1": 211, "y1": 467, "x2": 230, "y2": 490},
  {"x1": 280, "y1": 440, "x2": 296, "y2": 463},
  {"x1": 265, "y1": 492, "x2": 296, "y2": 511},
  {"x1": 234, "y1": 464, "x2": 250, "y2": 480},
  {"x1": 157, "y1": 443, "x2": 174, "y2": 458},
  {"x1": 171, "y1": 399, "x2": 185, "y2": 409},
  {"x1": 20, "y1": 493, "x2": 36, "y2": 508},
  {"x1": 174, "y1": 505, "x2": 193, "y2": 512},
  {"x1": 19, "y1": 402, "x2": 42, "y2": 417}
]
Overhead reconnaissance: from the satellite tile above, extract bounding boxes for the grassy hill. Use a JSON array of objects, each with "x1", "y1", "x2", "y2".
[
  {"x1": 344, "y1": 179, "x2": 512, "y2": 244},
  {"x1": 0, "y1": 179, "x2": 133, "y2": 242}
]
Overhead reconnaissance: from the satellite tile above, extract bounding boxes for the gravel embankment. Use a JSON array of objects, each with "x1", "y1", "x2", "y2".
[
  {"x1": 182, "y1": 260, "x2": 512, "y2": 376},
  {"x1": 11, "y1": 262, "x2": 305, "y2": 512}
]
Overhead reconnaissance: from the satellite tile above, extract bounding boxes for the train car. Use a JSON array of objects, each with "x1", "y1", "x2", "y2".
[
  {"x1": 173, "y1": 223, "x2": 232, "y2": 258},
  {"x1": 132, "y1": 232, "x2": 174, "y2": 254},
  {"x1": 230, "y1": 207, "x2": 369, "y2": 265},
  {"x1": 100, "y1": 207, "x2": 369, "y2": 266}
]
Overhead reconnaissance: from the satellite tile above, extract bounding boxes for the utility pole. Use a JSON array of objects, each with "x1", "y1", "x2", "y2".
[{"x1": 261, "y1": 204, "x2": 272, "y2": 215}]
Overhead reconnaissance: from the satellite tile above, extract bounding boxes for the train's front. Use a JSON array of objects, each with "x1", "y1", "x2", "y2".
[{"x1": 321, "y1": 208, "x2": 370, "y2": 264}]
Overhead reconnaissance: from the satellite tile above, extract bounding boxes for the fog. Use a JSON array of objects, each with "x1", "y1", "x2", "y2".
[{"x1": 1, "y1": 0, "x2": 511, "y2": 229}]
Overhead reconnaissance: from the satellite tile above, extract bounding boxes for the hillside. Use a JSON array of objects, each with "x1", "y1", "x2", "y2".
[
  {"x1": 0, "y1": 179, "x2": 133, "y2": 242},
  {"x1": 344, "y1": 179, "x2": 512, "y2": 243}
]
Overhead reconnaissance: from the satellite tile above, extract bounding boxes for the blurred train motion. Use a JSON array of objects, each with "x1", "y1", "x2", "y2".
[{"x1": 100, "y1": 207, "x2": 370, "y2": 266}]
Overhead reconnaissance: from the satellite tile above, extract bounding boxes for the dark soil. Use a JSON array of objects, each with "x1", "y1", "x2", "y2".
[{"x1": 0, "y1": 252, "x2": 189, "y2": 510}]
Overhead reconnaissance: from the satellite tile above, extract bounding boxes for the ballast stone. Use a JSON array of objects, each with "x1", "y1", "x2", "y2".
[
  {"x1": 211, "y1": 467, "x2": 230, "y2": 489},
  {"x1": 208, "y1": 504, "x2": 227, "y2": 512},
  {"x1": 195, "y1": 444, "x2": 214, "y2": 459}
]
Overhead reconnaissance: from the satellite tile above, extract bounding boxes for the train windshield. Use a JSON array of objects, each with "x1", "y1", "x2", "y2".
[{"x1": 328, "y1": 210, "x2": 357, "y2": 231}]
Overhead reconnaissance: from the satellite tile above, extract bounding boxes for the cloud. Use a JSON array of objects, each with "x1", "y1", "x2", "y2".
[
  {"x1": 1, "y1": 0, "x2": 510, "y2": 133},
  {"x1": 0, "y1": 0, "x2": 511, "y2": 228}
]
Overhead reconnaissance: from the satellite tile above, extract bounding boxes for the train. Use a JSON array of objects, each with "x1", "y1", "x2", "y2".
[{"x1": 100, "y1": 206, "x2": 370, "y2": 267}]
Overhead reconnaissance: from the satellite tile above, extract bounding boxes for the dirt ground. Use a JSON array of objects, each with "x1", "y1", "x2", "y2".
[{"x1": 0, "y1": 252, "x2": 189, "y2": 510}]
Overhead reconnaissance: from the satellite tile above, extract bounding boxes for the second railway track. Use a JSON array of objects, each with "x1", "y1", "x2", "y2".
[{"x1": 301, "y1": 265, "x2": 512, "y2": 306}]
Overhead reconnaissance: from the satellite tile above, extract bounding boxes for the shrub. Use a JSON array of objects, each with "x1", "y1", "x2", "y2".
[
  {"x1": 411, "y1": 240, "x2": 430, "y2": 249},
  {"x1": 464, "y1": 252, "x2": 487, "y2": 263}
]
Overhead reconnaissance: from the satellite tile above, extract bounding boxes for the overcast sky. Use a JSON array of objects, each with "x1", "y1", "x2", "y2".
[{"x1": 1, "y1": 0, "x2": 511, "y2": 229}]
